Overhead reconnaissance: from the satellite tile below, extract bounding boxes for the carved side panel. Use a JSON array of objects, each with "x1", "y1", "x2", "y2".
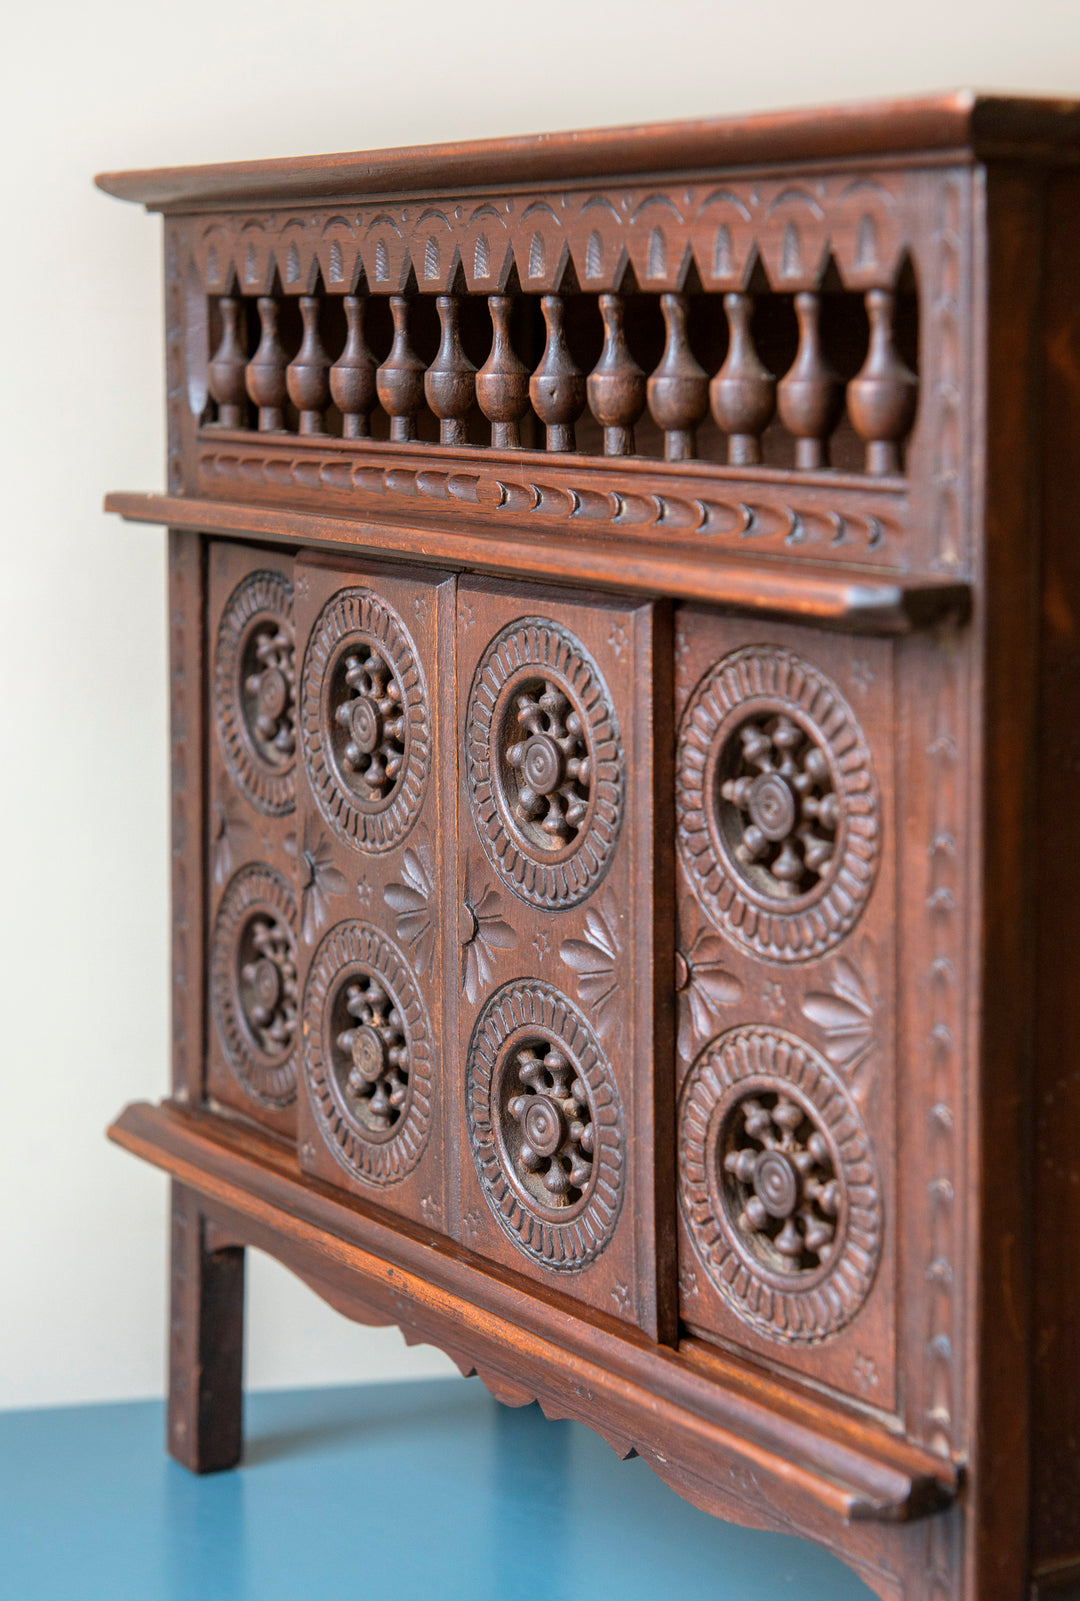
[
  {"x1": 453, "y1": 580, "x2": 674, "y2": 1340},
  {"x1": 293, "y1": 555, "x2": 456, "y2": 1232},
  {"x1": 204, "y1": 540, "x2": 298, "y2": 1137},
  {"x1": 169, "y1": 529, "x2": 206, "y2": 1102},
  {"x1": 673, "y1": 608, "x2": 898, "y2": 1409}
]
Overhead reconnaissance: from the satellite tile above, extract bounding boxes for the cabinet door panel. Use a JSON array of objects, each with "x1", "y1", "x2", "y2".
[
  {"x1": 674, "y1": 606, "x2": 897, "y2": 1412},
  {"x1": 293, "y1": 554, "x2": 457, "y2": 1234},
  {"x1": 454, "y1": 579, "x2": 675, "y2": 1342},
  {"x1": 204, "y1": 539, "x2": 299, "y2": 1140}
]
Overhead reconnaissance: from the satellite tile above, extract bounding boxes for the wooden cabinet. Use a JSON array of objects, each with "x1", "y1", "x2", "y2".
[{"x1": 101, "y1": 93, "x2": 1080, "y2": 1601}]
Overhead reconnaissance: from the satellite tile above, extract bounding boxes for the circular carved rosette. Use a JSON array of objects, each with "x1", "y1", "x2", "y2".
[
  {"x1": 214, "y1": 570, "x2": 297, "y2": 815},
  {"x1": 210, "y1": 863, "x2": 299, "y2": 1107},
  {"x1": 303, "y1": 919, "x2": 432, "y2": 1185},
  {"x1": 679, "y1": 1025, "x2": 881, "y2": 1344},
  {"x1": 300, "y1": 588, "x2": 429, "y2": 854},
  {"x1": 466, "y1": 618, "x2": 623, "y2": 909},
  {"x1": 676, "y1": 646, "x2": 879, "y2": 962},
  {"x1": 467, "y1": 980, "x2": 624, "y2": 1270}
]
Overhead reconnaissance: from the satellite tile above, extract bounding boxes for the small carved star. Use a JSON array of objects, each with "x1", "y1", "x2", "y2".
[
  {"x1": 461, "y1": 1208, "x2": 482, "y2": 1245},
  {"x1": 419, "y1": 1194, "x2": 437, "y2": 1221},
  {"x1": 851, "y1": 657, "x2": 875, "y2": 692},
  {"x1": 611, "y1": 1280, "x2": 632, "y2": 1314},
  {"x1": 532, "y1": 929, "x2": 550, "y2": 960},
  {"x1": 356, "y1": 876, "x2": 373, "y2": 909},
  {"x1": 762, "y1": 980, "x2": 786, "y2": 1016},
  {"x1": 459, "y1": 602, "x2": 475, "y2": 631},
  {"x1": 295, "y1": 571, "x2": 310, "y2": 601},
  {"x1": 608, "y1": 622, "x2": 628, "y2": 658},
  {"x1": 414, "y1": 595, "x2": 428, "y2": 624},
  {"x1": 854, "y1": 1353, "x2": 879, "y2": 1392},
  {"x1": 678, "y1": 1265, "x2": 698, "y2": 1299},
  {"x1": 300, "y1": 1141, "x2": 317, "y2": 1165},
  {"x1": 261, "y1": 829, "x2": 274, "y2": 854}
]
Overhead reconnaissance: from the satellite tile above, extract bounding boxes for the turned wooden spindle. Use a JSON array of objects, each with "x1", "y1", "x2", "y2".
[
  {"x1": 286, "y1": 295, "x2": 330, "y2": 434},
  {"x1": 710, "y1": 292, "x2": 776, "y2": 466},
  {"x1": 330, "y1": 295, "x2": 377, "y2": 439},
  {"x1": 475, "y1": 295, "x2": 530, "y2": 449},
  {"x1": 245, "y1": 297, "x2": 289, "y2": 432},
  {"x1": 376, "y1": 296, "x2": 426, "y2": 443},
  {"x1": 425, "y1": 296, "x2": 476, "y2": 447},
  {"x1": 777, "y1": 290, "x2": 843, "y2": 470},
  {"x1": 587, "y1": 293, "x2": 646, "y2": 457},
  {"x1": 530, "y1": 294, "x2": 586, "y2": 453},
  {"x1": 846, "y1": 288, "x2": 918, "y2": 475},
  {"x1": 647, "y1": 293, "x2": 708, "y2": 462},
  {"x1": 207, "y1": 296, "x2": 248, "y2": 427}
]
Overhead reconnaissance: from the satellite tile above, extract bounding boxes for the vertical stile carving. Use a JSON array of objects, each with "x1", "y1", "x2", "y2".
[
  {"x1": 530, "y1": 294, "x2": 586, "y2": 453},
  {"x1": 710, "y1": 292, "x2": 776, "y2": 466},
  {"x1": 286, "y1": 295, "x2": 330, "y2": 435},
  {"x1": 425, "y1": 295, "x2": 476, "y2": 447},
  {"x1": 376, "y1": 295, "x2": 426, "y2": 443},
  {"x1": 777, "y1": 291, "x2": 843, "y2": 470},
  {"x1": 647, "y1": 292, "x2": 708, "y2": 462},
  {"x1": 208, "y1": 295, "x2": 248, "y2": 427},
  {"x1": 330, "y1": 294, "x2": 377, "y2": 439},
  {"x1": 475, "y1": 294, "x2": 531, "y2": 449},
  {"x1": 587, "y1": 293, "x2": 646, "y2": 457},
  {"x1": 847, "y1": 288, "x2": 918, "y2": 475},
  {"x1": 246, "y1": 296, "x2": 288, "y2": 432}
]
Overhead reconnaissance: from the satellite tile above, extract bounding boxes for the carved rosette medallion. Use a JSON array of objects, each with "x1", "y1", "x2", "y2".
[
  {"x1": 300, "y1": 588, "x2": 429, "y2": 853},
  {"x1": 303, "y1": 919, "x2": 432, "y2": 1184},
  {"x1": 210, "y1": 863, "x2": 298, "y2": 1106},
  {"x1": 679, "y1": 1025, "x2": 881, "y2": 1343},
  {"x1": 466, "y1": 619, "x2": 623, "y2": 909},
  {"x1": 214, "y1": 570, "x2": 296, "y2": 815},
  {"x1": 677, "y1": 647, "x2": 879, "y2": 962},
  {"x1": 466, "y1": 980, "x2": 623, "y2": 1270}
]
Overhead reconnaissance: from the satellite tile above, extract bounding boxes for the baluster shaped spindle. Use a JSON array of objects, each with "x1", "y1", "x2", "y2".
[
  {"x1": 376, "y1": 296, "x2": 426, "y2": 443},
  {"x1": 710, "y1": 292, "x2": 776, "y2": 466},
  {"x1": 846, "y1": 288, "x2": 918, "y2": 475},
  {"x1": 530, "y1": 294, "x2": 585, "y2": 453},
  {"x1": 208, "y1": 296, "x2": 248, "y2": 427},
  {"x1": 330, "y1": 295, "x2": 377, "y2": 439},
  {"x1": 778, "y1": 291, "x2": 843, "y2": 470},
  {"x1": 286, "y1": 296, "x2": 330, "y2": 434},
  {"x1": 475, "y1": 295, "x2": 530, "y2": 449},
  {"x1": 425, "y1": 296, "x2": 476, "y2": 446},
  {"x1": 245, "y1": 297, "x2": 288, "y2": 432},
  {"x1": 587, "y1": 294, "x2": 645, "y2": 456},
  {"x1": 647, "y1": 293, "x2": 708, "y2": 461}
]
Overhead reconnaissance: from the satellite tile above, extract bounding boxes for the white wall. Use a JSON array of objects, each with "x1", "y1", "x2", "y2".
[{"x1": 2, "y1": 0, "x2": 1078, "y2": 1409}]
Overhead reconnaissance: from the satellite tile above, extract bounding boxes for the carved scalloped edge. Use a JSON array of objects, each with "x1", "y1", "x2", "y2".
[
  {"x1": 198, "y1": 445, "x2": 903, "y2": 561},
  {"x1": 192, "y1": 173, "x2": 913, "y2": 298}
]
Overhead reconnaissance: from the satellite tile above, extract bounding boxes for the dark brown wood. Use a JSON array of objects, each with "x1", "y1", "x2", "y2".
[
  {"x1": 167, "y1": 1180, "x2": 245, "y2": 1473},
  {"x1": 100, "y1": 96, "x2": 1080, "y2": 1601}
]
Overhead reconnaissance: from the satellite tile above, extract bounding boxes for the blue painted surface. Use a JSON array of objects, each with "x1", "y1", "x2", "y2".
[{"x1": 0, "y1": 1379, "x2": 874, "y2": 1600}]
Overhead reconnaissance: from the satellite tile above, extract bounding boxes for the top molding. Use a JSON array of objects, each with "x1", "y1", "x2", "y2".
[{"x1": 95, "y1": 91, "x2": 1080, "y2": 212}]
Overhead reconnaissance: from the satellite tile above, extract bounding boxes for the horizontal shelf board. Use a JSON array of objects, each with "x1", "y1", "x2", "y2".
[
  {"x1": 109, "y1": 1098, "x2": 957, "y2": 1529},
  {"x1": 93, "y1": 93, "x2": 1080, "y2": 212},
  {"x1": 105, "y1": 491, "x2": 969, "y2": 634}
]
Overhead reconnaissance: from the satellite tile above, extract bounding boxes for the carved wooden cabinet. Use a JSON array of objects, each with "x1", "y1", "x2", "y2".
[{"x1": 99, "y1": 93, "x2": 1080, "y2": 1601}]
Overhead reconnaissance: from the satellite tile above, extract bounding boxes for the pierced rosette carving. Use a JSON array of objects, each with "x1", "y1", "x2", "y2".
[
  {"x1": 466, "y1": 619, "x2": 623, "y2": 909},
  {"x1": 214, "y1": 570, "x2": 296, "y2": 815},
  {"x1": 677, "y1": 647, "x2": 878, "y2": 962},
  {"x1": 303, "y1": 919, "x2": 432, "y2": 1185},
  {"x1": 679, "y1": 1025, "x2": 881, "y2": 1343},
  {"x1": 300, "y1": 588, "x2": 429, "y2": 853},
  {"x1": 467, "y1": 980, "x2": 623, "y2": 1270},
  {"x1": 210, "y1": 863, "x2": 298, "y2": 1106}
]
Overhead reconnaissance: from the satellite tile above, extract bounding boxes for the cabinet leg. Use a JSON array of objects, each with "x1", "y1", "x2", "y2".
[{"x1": 167, "y1": 1180, "x2": 245, "y2": 1473}]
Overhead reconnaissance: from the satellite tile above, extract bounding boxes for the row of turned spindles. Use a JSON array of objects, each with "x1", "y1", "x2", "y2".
[{"x1": 208, "y1": 289, "x2": 917, "y2": 475}]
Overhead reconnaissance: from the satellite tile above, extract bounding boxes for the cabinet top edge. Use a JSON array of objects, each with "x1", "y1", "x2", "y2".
[{"x1": 94, "y1": 91, "x2": 1080, "y2": 212}]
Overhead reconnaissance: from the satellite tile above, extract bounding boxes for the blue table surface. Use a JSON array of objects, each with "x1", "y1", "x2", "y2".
[{"x1": 0, "y1": 1378, "x2": 875, "y2": 1601}]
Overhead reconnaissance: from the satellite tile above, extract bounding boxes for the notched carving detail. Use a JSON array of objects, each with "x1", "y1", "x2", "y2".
[{"x1": 679, "y1": 1024, "x2": 881, "y2": 1343}]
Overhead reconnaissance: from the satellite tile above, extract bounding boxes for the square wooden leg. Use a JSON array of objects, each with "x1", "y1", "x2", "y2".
[{"x1": 167, "y1": 1181, "x2": 245, "y2": 1473}]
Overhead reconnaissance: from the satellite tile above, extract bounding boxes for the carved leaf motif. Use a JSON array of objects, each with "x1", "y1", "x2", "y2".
[
  {"x1": 560, "y1": 889, "x2": 621, "y2": 1039},
  {"x1": 385, "y1": 837, "x2": 436, "y2": 978},
  {"x1": 285, "y1": 816, "x2": 348, "y2": 943},
  {"x1": 676, "y1": 898, "x2": 743, "y2": 1061},
  {"x1": 801, "y1": 949, "x2": 877, "y2": 1082},
  {"x1": 462, "y1": 863, "x2": 518, "y2": 1005}
]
